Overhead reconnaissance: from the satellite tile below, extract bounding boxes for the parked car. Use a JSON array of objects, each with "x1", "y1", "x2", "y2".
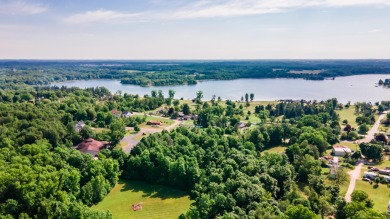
[
  {"x1": 368, "y1": 166, "x2": 374, "y2": 170},
  {"x1": 371, "y1": 167, "x2": 379, "y2": 172}
]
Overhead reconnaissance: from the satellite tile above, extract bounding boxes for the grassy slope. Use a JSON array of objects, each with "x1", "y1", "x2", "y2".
[
  {"x1": 336, "y1": 106, "x2": 358, "y2": 128},
  {"x1": 93, "y1": 180, "x2": 192, "y2": 219},
  {"x1": 354, "y1": 157, "x2": 390, "y2": 213}
]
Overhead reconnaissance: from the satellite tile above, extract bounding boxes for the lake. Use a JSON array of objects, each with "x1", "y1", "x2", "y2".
[{"x1": 53, "y1": 74, "x2": 390, "y2": 103}]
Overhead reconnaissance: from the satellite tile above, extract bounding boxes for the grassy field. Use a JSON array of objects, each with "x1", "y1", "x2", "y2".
[
  {"x1": 93, "y1": 180, "x2": 192, "y2": 219},
  {"x1": 355, "y1": 180, "x2": 390, "y2": 212},
  {"x1": 133, "y1": 115, "x2": 175, "y2": 128},
  {"x1": 92, "y1": 127, "x2": 110, "y2": 133},
  {"x1": 261, "y1": 145, "x2": 287, "y2": 155},
  {"x1": 336, "y1": 106, "x2": 358, "y2": 128},
  {"x1": 352, "y1": 156, "x2": 390, "y2": 212}
]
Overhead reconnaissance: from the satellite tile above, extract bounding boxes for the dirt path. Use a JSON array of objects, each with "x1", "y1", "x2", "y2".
[
  {"x1": 344, "y1": 111, "x2": 388, "y2": 202},
  {"x1": 345, "y1": 162, "x2": 363, "y2": 202}
]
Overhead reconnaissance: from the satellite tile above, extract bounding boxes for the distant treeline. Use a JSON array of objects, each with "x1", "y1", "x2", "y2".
[{"x1": 1, "y1": 60, "x2": 390, "y2": 88}]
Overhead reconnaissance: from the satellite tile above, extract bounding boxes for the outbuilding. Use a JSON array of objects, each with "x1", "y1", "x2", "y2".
[{"x1": 332, "y1": 145, "x2": 352, "y2": 157}]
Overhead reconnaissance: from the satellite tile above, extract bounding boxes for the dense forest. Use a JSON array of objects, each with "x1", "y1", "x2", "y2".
[{"x1": 1, "y1": 60, "x2": 390, "y2": 88}]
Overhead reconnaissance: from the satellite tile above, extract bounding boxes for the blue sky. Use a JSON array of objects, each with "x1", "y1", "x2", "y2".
[{"x1": 0, "y1": 0, "x2": 389, "y2": 59}]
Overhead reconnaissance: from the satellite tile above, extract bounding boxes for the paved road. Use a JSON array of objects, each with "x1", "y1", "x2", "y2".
[
  {"x1": 344, "y1": 111, "x2": 388, "y2": 202},
  {"x1": 358, "y1": 111, "x2": 388, "y2": 143},
  {"x1": 121, "y1": 118, "x2": 182, "y2": 153}
]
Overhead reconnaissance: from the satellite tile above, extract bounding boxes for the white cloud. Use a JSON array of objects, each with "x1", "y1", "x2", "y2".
[
  {"x1": 0, "y1": 0, "x2": 47, "y2": 15},
  {"x1": 367, "y1": 29, "x2": 384, "y2": 33},
  {"x1": 63, "y1": 0, "x2": 390, "y2": 23},
  {"x1": 63, "y1": 9, "x2": 144, "y2": 24},
  {"x1": 172, "y1": 0, "x2": 390, "y2": 19}
]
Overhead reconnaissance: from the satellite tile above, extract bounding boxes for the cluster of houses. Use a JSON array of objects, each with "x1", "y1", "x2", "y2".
[
  {"x1": 363, "y1": 170, "x2": 390, "y2": 183},
  {"x1": 178, "y1": 112, "x2": 197, "y2": 121},
  {"x1": 111, "y1": 110, "x2": 132, "y2": 118}
]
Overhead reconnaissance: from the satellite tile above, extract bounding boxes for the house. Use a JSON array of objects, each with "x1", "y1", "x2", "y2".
[
  {"x1": 238, "y1": 122, "x2": 247, "y2": 129},
  {"x1": 363, "y1": 172, "x2": 377, "y2": 180},
  {"x1": 111, "y1": 110, "x2": 121, "y2": 117},
  {"x1": 147, "y1": 121, "x2": 161, "y2": 126},
  {"x1": 76, "y1": 138, "x2": 108, "y2": 157},
  {"x1": 122, "y1": 111, "x2": 132, "y2": 117},
  {"x1": 75, "y1": 121, "x2": 85, "y2": 132},
  {"x1": 379, "y1": 169, "x2": 390, "y2": 175},
  {"x1": 332, "y1": 145, "x2": 352, "y2": 157}
]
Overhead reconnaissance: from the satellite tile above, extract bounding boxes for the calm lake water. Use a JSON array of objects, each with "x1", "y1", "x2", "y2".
[{"x1": 53, "y1": 74, "x2": 390, "y2": 103}]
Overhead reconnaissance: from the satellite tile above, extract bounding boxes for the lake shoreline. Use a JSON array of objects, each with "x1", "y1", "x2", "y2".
[{"x1": 52, "y1": 74, "x2": 390, "y2": 103}]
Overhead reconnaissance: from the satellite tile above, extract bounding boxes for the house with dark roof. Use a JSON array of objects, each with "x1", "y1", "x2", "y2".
[{"x1": 76, "y1": 138, "x2": 109, "y2": 157}]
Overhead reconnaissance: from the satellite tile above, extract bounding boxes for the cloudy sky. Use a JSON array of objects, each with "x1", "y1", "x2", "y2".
[{"x1": 0, "y1": 0, "x2": 389, "y2": 59}]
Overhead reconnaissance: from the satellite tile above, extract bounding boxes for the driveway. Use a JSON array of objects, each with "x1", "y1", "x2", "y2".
[
  {"x1": 344, "y1": 111, "x2": 387, "y2": 202},
  {"x1": 358, "y1": 111, "x2": 388, "y2": 143},
  {"x1": 345, "y1": 162, "x2": 363, "y2": 202},
  {"x1": 121, "y1": 118, "x2": 182, "y2": 153}
]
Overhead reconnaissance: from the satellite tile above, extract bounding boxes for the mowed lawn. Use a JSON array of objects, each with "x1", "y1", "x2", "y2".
[
  {"x1": 336, "y1": 106, "x2": 358, "y2": 128},
  {"x1": 354, "y1": 157, "x2": 390, "y2": 213},
  {"x1": 261, "y1": 145, "x2": 287, "y2": 155},
  {"x1": 93, "y1": 180, "x2": 192, "y2": 219},
  {"x1": 355, "y1": 180, "x2": 390, "y2": 213}
]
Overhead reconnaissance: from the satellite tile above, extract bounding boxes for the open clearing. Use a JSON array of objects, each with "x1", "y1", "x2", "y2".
[
  {"x1": 92, "y1": 180, "x2": 192, "y2": 219},
  {"x1": 336, "y1": 106, "x2": 358, "y2": 128},
  {"x1": 352, "y1": 157, "x2": 390, "y2": 212},
  {"x1": 261, "y1": 145, "x2": 287, "y2": 155},
  {"x1": 355, "y1": 180, "x2": 390, "y2": 213}
]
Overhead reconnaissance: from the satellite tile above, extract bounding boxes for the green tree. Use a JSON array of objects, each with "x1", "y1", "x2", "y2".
[
  {"x1": 110, "y1": 120, "x2": 126, "y2": 146},
  {"x1": 168, "y1": 89, "x2": 175, "y2": 99},
  {"x1": 80, "y1": 125, "x2": 95, "y2": 140},
  {"x1": 250, "y1": 93, "x2": 254, "y2": 101},
  {"x1": 285, "y1": 204, "x2": 320, "y2": 219}
]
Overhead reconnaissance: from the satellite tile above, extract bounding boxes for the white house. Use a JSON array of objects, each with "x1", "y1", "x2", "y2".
[
  {"x1": 122, "y1": 111, "x2": 132, "y2": 117},
  {"x1": 75, "y1": 121, "x2": 85, "y2": 132},
  {"x1": 363, "y1": 171, "x2": 377, "y2": 180},
  {"x1": 332, "y1": 145, "x2": 352, "y2": 157}
]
